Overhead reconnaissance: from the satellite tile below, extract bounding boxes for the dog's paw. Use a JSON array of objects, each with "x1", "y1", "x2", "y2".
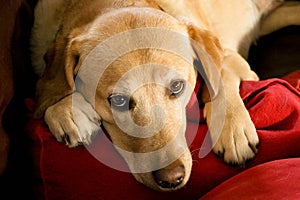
[
  {"x1": 44, "y1": 92, "x2": 102, "y2": 147},
  {"x1": 204, "y1": 100, "x2": 259, "y2": 165}
]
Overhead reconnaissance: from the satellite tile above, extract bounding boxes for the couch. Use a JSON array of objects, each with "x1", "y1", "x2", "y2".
[{"x1": 1, "y1": 1, "x2": 299, "y2": 199}]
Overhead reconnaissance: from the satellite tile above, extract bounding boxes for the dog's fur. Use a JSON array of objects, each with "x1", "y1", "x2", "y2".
[{"x1": 30, "y1": 0, "x2": 300, "y2": 191}]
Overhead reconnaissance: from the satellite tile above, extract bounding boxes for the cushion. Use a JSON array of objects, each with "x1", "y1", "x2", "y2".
[
  {"x1": 25, "y1": 70, "x2": 300, "y2": 199},
  {"x1": 200, "y1": 158, "x2": 300, "y2": 200}
]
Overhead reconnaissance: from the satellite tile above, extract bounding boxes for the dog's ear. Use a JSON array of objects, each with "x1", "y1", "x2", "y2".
[
  {"x1": 187, "y1": 25, "x2": 223, "y2": 102},
  {"x1": 34, "y1": 37, "x2": 80, "y2": 118}
]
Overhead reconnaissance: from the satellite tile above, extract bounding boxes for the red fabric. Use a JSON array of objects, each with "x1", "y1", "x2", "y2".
[
  {"x1": 25, "y1": 70, "x2": 300, "y2": 200},
  {"x1": 200, "y1": 158, "x2": 300, "y2": 200}
]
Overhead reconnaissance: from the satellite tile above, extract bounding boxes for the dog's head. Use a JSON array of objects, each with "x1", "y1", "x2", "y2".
[{"x1": 35, "y1": 7, "x2": 223, "y2": 191}]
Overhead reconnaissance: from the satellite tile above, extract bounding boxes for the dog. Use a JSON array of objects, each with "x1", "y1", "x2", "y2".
[{"x1": 30, "y1": 0, "x2": 300, "y2": 191}]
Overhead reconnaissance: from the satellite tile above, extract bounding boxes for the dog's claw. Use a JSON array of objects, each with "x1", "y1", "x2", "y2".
[
  {"x1": 63, "y1": 134, "x2": 70, "y2": 145},
  {"x1": 249, "y1": 142, "x2": 259, "y2": 154},
  {"x1": 216, "y1": 150, "x2": 224, "y2": 159}
]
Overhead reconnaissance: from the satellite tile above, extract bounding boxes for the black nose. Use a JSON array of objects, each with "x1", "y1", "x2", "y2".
[{"x1": 153, "y1": 165, "x2": 185, "y2": 189}]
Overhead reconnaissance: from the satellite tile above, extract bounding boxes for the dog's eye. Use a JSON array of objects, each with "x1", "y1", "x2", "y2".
[
  {"x1": 170, "y1": 80, "x2": 185, "y2": 97},
  {"x1": 109, "y1": 95, "x2": 130, "y2": 111}
]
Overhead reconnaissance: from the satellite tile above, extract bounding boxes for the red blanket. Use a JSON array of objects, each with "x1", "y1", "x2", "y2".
[{"x1": 25, "y1": 70, "x2": 300, "y2": 200}]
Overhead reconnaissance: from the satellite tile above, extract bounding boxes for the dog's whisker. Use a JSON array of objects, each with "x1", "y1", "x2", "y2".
[{"x1": 189, "y1": 148, "x2": 201, "y2": 156}]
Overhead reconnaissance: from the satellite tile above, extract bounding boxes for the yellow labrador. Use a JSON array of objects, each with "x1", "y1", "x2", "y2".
[{"x1": 30, "y1": 0, "x2": 300, "y2": 191}]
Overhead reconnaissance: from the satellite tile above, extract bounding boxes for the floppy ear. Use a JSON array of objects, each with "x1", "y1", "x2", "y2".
[
  {"x1": 34, "y1": 37, "x2": 80, "y2": 118},
  {"x1": 187, "y1": 25, "x2": 224, "y2": 102}
]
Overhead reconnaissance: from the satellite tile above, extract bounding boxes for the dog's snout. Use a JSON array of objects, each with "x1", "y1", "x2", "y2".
[{"x1": 153, "y1": 165, "x2": 185, "y2": 189}]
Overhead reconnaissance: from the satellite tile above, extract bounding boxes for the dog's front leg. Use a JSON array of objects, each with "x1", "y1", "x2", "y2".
[
  {"x1": 203, "y1": 49, "x2": 259, "y2": 165},
  {"x1": 44, "y1": 92, "x2": 102, "y2": 147}
]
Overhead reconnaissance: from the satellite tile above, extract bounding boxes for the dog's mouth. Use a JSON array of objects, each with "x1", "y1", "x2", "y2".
[
  {"x1": 103, "y1": 122, "x2": 193, "y2": 191},
  {"x1": 100, "y1": 125, "x2": 192, "y2": 191},
  {"x1": 111, "y1": 137, "x2": 193, "y2": 191}
]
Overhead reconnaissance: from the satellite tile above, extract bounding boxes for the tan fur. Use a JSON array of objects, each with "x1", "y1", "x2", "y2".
[{"x1": 30, "y1": 0, "x2": 300, "y2": 191}]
